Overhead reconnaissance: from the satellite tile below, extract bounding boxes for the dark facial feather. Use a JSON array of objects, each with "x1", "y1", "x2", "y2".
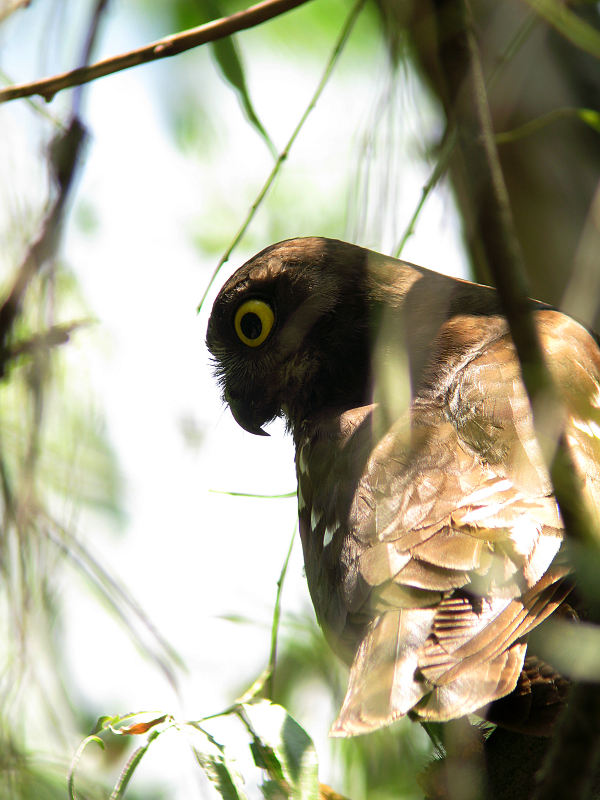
[{"x1": 206, "y1": 237, "x2": 378, "y2": 433}]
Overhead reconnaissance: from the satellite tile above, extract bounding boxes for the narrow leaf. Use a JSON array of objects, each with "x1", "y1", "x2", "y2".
[
  {"x1": 522, "y1": 0, "x2": 600, "y2": 59},
  {"x1": 118, "y1": 713, "x2": 169, "y2": 735},
  {"x1": 195, "y1": 0, "x2": 276, "y2": 156},
  {"x1": 110, "y1": 730, "x2": 162, "y2": 800},
  {"x1": 211, "y1": 37, "x2": 277, "y2": 158},
  {"x1": 192, "y1": 746, "x2": 249, "y2": 800},
  {"x1": 67, "y1": 734, "x2": 105, "y2": 800},
  {"x1": 236, "y1": 666, "x2": 273, "y2": 704},
  {"x1": 239, "y1": 701, "x2": 319, "y2": 800}
]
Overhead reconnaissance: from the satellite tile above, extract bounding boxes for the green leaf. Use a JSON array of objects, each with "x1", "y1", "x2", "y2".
[
  {"x1": 239, "y1": 701, "x2": 320, "y2": 800},
  {"x1": 111, "y1": 729, "x2": 162, "y2": 800},
  {"x1": 168, "y1": 0, "x2": 275, "y2": 156},
  {"x1": 67, "y1": 733, "x2": 106, "y2": 800},
  {"x1": 210, "y1": 36, "x2": 277, "y2": 158},
  {"x1": 192, "y1": 743, "x2": 249, "y2": 800},
  {"x1": 189, "y1": 0, "x2": 276, "y2": 157},
  {"x1": 91, "y1": 715, "x2": 115, "y2": 734},
  {"x1": 578, "y1": 108, "x2": 600, "y2": 134}
]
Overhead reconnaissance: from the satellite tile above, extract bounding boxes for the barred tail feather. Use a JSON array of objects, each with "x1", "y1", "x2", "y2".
[{"x1": 330, "y1": 607, "x2": 436, "y2": 737}]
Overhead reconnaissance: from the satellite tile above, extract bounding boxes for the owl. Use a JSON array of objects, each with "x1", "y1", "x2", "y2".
[{"x1": 206, "y1": 237, "x2": 600, "y2": 737}]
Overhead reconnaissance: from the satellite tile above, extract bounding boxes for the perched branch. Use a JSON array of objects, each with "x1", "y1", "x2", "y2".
[{"x1": 0, "y1": 0, "x2": 312, "y2": 105}]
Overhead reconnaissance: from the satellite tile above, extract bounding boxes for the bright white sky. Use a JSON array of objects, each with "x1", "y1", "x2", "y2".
[{"x1": 1, "y1": 1, "x2": 470, "y2": 795}]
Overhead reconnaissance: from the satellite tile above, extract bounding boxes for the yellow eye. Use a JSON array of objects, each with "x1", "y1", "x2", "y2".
[{"x1": 234, "y1": 299, "x2": 275, "y2": 347}]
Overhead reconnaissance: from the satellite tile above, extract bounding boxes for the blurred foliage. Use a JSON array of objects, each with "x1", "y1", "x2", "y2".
[
  {"x1": 271, "y1": 612, "x2": 432, "y2": 800},
  {"x1": 132, "y1": 0, "x2": 379, "y2": 54},
  {"x1": 168, "y1": 0, "x2": 277, "y2": 156},
  {"x1": 389, "y1": 0, "x2": 600, "y2": 325},
  {"x1": 68, "y1": 703, "x2": 320, "y2": 800},
  {"x1": 0, "y1": 198, "x2": 170, "y2": 796}
]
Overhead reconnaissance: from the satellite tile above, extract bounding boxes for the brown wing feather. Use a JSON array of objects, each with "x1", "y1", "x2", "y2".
[
  {"x1": 302, "y1": 310, "x2": 600, "y2": 736},
  {"x1": 329, "y1": 607, "x2": 437, "y2": 736},
  {"x1": 209, "y1": 239, "x2": 600, "y2": 737}
]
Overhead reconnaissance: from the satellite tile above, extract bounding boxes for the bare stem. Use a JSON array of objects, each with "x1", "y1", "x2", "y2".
[{"x1": 266, "y1": 524, "x2": 297, "y2": 699}]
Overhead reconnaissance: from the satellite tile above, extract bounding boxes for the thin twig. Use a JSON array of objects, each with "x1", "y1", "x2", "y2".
[
  {"x1": 0, "y1": 0, "x2": 30, "y2": 23},
  {"x1": 197, "y1": 0, "x2": 367, "y2": 312},
  {"x1": 0, "y1": 68, "x2": 65, "y2": 127},
  {"x1": 43, "y1": 515, "x2": 185, "y2": 686},
  {"x1": 393, "y1": 126, "x2": 456, "y2": 257},
  {"x1": 0, "y1": 0, "x2": 312, "y2": 105},
  {"x1": 72, "y1": 0, "x2": 111, "y2": 117},
  {"x1": 393, "y1": 9, "x2": 537, "y2": 257},
  {"x1": 495, "y1": 106, "x2": 600, "y2": 144},
  {"x1": 266, "y1": 523, "x2": 297, "y2": 699}
]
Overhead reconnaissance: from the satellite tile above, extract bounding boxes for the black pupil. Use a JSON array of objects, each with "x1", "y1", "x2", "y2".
[{"x1": 241, "y1": 312, "x2": 262, "y2": 340}]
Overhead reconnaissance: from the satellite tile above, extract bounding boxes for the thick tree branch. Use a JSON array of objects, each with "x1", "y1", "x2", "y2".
[
  {"x1": 429, "y1": 1, "x2": 600, "y2": 798},
  {"x1": 0, "y1": 0, "x2": 312, "y2": 105},
  {"x1": 431, "y1": 0, "x2": 598, "y2": 552}
]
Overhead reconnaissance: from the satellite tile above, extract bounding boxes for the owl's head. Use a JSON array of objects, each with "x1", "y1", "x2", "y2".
[{"x1": 206, "y1": 237, "x2": 375, "y2": 436}]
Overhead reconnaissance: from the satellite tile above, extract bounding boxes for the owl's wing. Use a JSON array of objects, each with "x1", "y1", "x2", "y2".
[{"x1": 328, "y1": 310, "x2": 600, "y2": 736}]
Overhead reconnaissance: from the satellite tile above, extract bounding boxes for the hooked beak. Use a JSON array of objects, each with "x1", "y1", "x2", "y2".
[{"x1": 226, "y1": 392, "x2": 270, "y2": 437}]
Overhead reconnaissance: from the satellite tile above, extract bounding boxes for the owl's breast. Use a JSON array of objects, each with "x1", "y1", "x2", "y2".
[{"x1": 295, "y1": 410, "x2": 375, "y2": 662}]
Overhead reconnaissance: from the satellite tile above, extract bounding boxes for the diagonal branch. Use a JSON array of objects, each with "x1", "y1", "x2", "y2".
[
  {"x1": 428, "y1": 1, "x2": 600, "y2": 797},
  {"x1": 0, "y1": 0, "x2": 312, "y2": 105},
  {"x1": 431, "y1": 0, "x2": 598, "y2": 551}
]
